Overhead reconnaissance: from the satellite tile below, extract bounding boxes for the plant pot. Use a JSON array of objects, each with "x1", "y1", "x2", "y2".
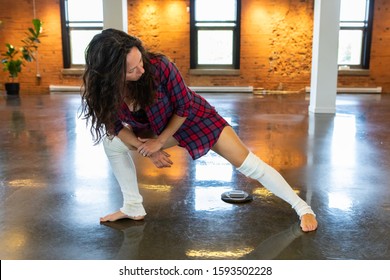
[{"x1": 5, "y1": 82, "x2": 20, "y2": 95}]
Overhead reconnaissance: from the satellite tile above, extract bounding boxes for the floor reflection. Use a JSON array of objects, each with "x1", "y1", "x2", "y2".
[
  {"x1": 193, "y1": 186, "x2": 234, "y2": 211},
  {"x1": 331, "y1": 113, "x2": 357, "y2": 167},
  {"x1": 103, "y1": 218, "x2": 308, "y2": 260},
  {"x1": 1, "y1": 93, "x2": 390, "y2": 259},
  {"x1": 328, "y1": 192, "x2": 353, "y2": 211}
]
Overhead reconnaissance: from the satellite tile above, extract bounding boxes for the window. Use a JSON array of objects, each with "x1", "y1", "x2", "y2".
[
  {"x1": 190, "y1": 0, "x2": 241, "y2": 69},
  {"x1": 338, "y1": 0, "x2": 374, "y2": 69},
  {"x1": 60, "y1": 0, "x2": 103, "y2": 68}
]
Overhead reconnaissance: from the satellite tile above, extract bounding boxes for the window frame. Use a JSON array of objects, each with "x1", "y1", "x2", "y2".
[
  {"x1": 338, "y1": 0, "x2": 374, "y2": 69},
  {"x1": 190, "y1": 0, "x2": 241, "y2": 70},
  {"x1": 60, "y1": 0, "x2": 103, "y2": 68}
]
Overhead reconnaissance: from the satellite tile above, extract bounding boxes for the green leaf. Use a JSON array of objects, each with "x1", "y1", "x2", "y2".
[
  {"x1": 21, "y1": 47, "x2": 33, "y2": 62},
  {"x1": 28, "y1": 27, "x2": 37, "y2": 38},
  {"x1": 7, "y1": 59, "x2": 23, "y2": 77},
  {"x1": 32, "y1": 19, "x2": 42, "y2": 37}
]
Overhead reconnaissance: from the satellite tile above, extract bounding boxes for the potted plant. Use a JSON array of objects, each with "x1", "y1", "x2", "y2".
[{"x1": 1, "y1": 19, "x2": 43, "y2": 95}]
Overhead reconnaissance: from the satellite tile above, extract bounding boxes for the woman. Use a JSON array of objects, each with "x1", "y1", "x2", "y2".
[{"x1": 81, "y1": 29, "x2": 318, "y2": 232}]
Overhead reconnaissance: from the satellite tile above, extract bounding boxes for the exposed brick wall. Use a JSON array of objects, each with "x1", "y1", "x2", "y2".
[
  {"x1": 0, "y1": 0, "x2": 71, "y2": 94},
  {"x1": 0, "y1": 0, "x2": 389, "y2": 94},
  {"x1": 127, "y1": 0, "x2": 190, "y2": 76},
  {"x1": 239, "y1": 0, "x2": 314, "y2": 91}
]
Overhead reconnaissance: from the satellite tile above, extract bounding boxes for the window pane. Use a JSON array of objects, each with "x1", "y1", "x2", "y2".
[
  {"x1": 67, "y1": 0, "x2": 103, "y2": 22},
  {"x1": 69, "y1": 22, "x2": 104, "y2": 28},
  {"x1": 70, "y1": 30, "x2": 101, "y2": 65},
  {"x1": 196, "y1": 23, "x2": 236, "y2": 27},
  {"x1": 340, "y1": 0, "x2": 367, "y2": 22},
  {"x1": 338, "y1": 30, "x2": 363, "y2": 65},
  {"x1": 195, "y1": 0, "x2": 236, "y2": 21},
  {"x1": 340, "y1": 22, "x2": 365, "y2": 28},
  {"x1": 198, "y1": 30, "x2": 233, "y2": 65}
]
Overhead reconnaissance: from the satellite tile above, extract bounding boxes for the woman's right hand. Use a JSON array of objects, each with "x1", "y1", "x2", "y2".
[{"x1": 149, "y1": 150, "x2": 173, "y2": 168}]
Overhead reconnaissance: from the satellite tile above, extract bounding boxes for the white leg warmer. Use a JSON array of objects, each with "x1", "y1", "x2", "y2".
[
  {"x1": 237, "y1": 152, "x2": 315, "y2": 218},
  {"x1": 103, "y1": 136, "x2": 147, "y2": 217}
]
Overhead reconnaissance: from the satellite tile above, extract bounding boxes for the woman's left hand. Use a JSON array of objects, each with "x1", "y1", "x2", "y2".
[
  {"x1": 149, "y1": 150, "x2": 173, "y2": 168},
  {"x1": 137, "y1": 137, "x2": 164, "y2": 157}
]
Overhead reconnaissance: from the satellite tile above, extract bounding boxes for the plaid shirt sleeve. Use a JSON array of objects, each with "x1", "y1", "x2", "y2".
[
  {"x1": 145, "y1": 56, "x2": 193, "y2": 135},
  {"x1": 159, "y1": 56, "x2": 192, "y2": 118}
]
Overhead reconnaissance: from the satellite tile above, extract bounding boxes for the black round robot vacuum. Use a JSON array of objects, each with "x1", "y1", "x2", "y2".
[{"x1": 221, "y1": 190, "x2": 253, "y2": 204}]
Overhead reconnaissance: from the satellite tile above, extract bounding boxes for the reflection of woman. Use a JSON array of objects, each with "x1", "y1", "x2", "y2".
[
  {"x1": 81, "y1": 29, "x2": 318, "y2": 232},
  {"x1": 242, "y1": 223, "x2": 304, "y2": 260}
]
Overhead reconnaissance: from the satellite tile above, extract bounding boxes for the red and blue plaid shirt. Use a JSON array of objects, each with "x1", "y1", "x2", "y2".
[{"x1": 114, "y1": 55, "x2": 229, "y2": 159}]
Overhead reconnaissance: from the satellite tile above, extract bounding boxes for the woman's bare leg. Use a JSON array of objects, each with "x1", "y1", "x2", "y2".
[{"x1": 212, "y1": 126, "x2": 318, "y2": 232}]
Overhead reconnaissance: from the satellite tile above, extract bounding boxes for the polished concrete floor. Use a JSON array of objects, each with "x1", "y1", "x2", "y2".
[{"x1": 0, "y1": 92, "x2": 389, "y2": 260}]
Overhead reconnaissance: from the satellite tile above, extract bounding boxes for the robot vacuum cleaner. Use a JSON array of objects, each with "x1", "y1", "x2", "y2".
[{"x1": 221, "y1": 190, "x2": 253, "y2": 204}]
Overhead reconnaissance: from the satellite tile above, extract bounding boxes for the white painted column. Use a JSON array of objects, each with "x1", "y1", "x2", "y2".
[
  {"x1": 103, "y1": 0, "x2": 128, "y2": 32},
  {"x1": 309, "y1": 0, "x2": 341, "y2": 114}
]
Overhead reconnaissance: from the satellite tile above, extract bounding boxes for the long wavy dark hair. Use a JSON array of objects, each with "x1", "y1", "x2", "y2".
[{"x1": 81, "y1": 29, "x2": 156, "y2": 144}]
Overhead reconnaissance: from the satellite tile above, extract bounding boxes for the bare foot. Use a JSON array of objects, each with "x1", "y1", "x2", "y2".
[
  {"x1": 100, "y1": 210, "x2": 145, "y2": 222},
  {"x1": 300, "y1": 213, "x2": 318, "y2": 232}
]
